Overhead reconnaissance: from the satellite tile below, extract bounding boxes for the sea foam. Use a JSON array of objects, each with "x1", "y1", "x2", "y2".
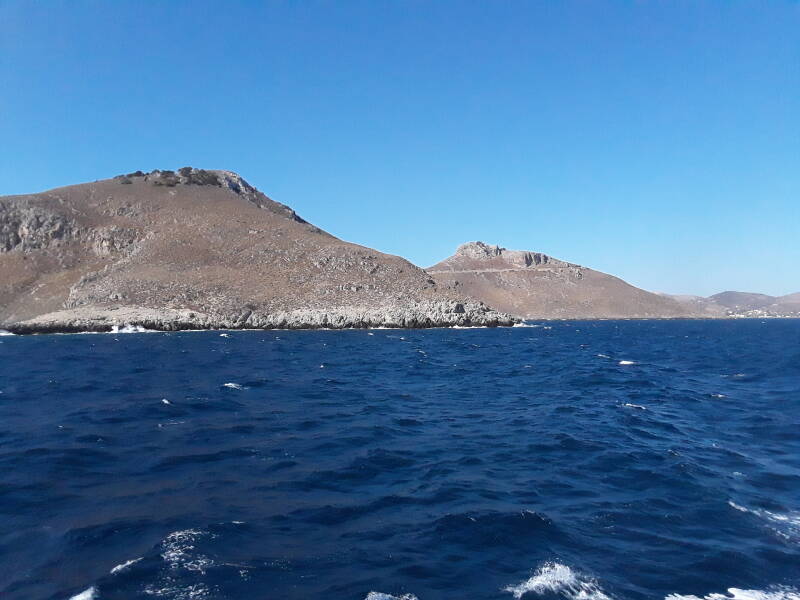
[
  {"x1": 728, "y1": 501, "x2": 800, "y2": 542},
  {"x1": 665, "y1": 586, "x2": 800, "y2": 600},
  {"x1": 504, "y1": 562, "x2": 612, "y2": 600},
  {"x1": 110, "y1": 324, "x2": 152, "y2": 333},
  {"x1": 110, "y1": 556, "x2": 143, "y2": 574},
  {"x1": 622, "y1": 403, "x2": 646, "y2": 410}
]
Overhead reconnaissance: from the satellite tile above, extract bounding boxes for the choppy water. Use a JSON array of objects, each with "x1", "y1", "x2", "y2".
[{"x1": 1, "y1": 320, "x2": 799, "y2": 600}]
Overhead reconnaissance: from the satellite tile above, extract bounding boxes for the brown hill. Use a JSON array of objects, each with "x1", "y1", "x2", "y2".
[
  {"x1": 428, "y1": 241, "x2": 698, "y2": 319},
  {"x1": 0, "y1": 169, "x2": 515, "y2": 332}
]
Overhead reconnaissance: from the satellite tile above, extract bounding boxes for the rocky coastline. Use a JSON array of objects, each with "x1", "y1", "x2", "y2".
[{"x1": 2, "y1": 301, "x2": 518, "y2": 335}]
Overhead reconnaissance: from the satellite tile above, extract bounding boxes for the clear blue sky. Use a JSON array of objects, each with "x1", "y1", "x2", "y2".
[{"x1": 1, "y1": 1, "x2": 798, "y2": 296}]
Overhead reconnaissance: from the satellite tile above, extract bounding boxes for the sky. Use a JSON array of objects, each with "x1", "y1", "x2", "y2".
[{"x1": 1, "y1": 1, "x2": 798, "y2": 296}]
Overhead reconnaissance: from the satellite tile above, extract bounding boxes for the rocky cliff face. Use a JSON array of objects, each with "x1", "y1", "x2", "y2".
[
  {"x1": 0, "y1": 170, "x2": 516, "y2": 332},
  {"x1": 428, "y1": 241, "x2": 699, "y2": 319}
]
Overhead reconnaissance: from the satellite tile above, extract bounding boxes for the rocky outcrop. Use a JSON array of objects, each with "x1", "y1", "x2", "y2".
[
  {"x1": 0, "y1": 171, "x2": 517, "y2": 332},
  {"x1": 5, "y1": 300, "x2": 514, "y2": 334},
  {"x1": 429, "y1": 241, "x2": 699, "y2": 319},
  {"x1": 0, "y1": 201, "x2": 74, "y2": 252},
  {"x1": 447, "y1": 242, "x2": 573, "y2": 270}
]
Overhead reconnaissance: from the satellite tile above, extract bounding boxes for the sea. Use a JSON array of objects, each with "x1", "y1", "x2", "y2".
[{"x1": 0, "y1": 319, "x2": 798, "y2": 600}]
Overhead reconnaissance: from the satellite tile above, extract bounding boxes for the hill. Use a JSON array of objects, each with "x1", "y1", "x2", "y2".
[
  {"x1": 663, "y1": 290, "x2": 800, "y2": 318},
  {"x1": 0, "y1": 169, "x2": 515, "y2": 332},
  {"x1": 428, "y1": 241, "x2": 699, "y2": 319}
]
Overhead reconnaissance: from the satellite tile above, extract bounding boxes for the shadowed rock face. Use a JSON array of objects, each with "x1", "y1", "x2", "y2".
[
  {"x1": 0, "y1": 170, "x2": 516, "y2": 332},
  {"x1": 428, "y1": 242, "x2": 699, "y2": 319}
]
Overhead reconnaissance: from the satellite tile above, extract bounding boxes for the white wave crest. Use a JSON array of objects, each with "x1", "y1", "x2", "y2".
[
  {"x1": 665, "y1": 586, "x2": 800, "y2": 600},
  {"x1": 68, "y1": 587, "x2": 97, "y2": 600},
  {"x1": 111, "y1": 324, "x2": 152, "y2": 333},
  {"x1": 504, "y1": 562, "x2": 612, "y2": 600},
  {"x1": 618, "y1": 360, "x2": 635, "y2": 365},
  {"x1": 222, "y1": 382, "x2": 244, "y2": 390},
  {"x1": 365, "y1": 593, "x2": 419, "y2": 600},
  {"x1": 110, "y1": 556, "x2": 143, "y2": 574},
  {"x1": 728, "y1": 501, "x2": 800, "y2": 542},
  {"x1": 622, "y1": 403, "x2": 646, "y2": 410}
]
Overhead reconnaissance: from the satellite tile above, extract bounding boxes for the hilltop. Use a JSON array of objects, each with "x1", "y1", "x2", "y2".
[{"x1": 428, "y1": 241, "x2": 699, "y2": 319}]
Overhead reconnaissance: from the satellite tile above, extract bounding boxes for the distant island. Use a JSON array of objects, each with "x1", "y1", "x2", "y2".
[{"x1": 1, "y1": 169, "x2": 796, "y2": 334}]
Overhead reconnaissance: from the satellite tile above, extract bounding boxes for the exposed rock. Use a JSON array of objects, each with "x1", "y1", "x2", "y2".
[
  {"x1": 0, "y1": 172, "x2": 517, "y2": 332},
  {"x1": 0, "y1": 201, "x2": 73, "y2": 252},
  {"x1": 5, "y1": 300, "x2": 513, "y2": 334}
]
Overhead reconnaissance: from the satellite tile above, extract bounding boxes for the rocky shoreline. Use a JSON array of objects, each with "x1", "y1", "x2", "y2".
[{"x1": 2, "y1": 301, "x2": 519, "y2": 335}]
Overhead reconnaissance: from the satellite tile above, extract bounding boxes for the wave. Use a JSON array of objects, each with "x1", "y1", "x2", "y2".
[
  {"x1": 110, "y1": 324, "x2": 153, "y2": 333},
  {"x1": 431, "y1": 509, "x2": 562, "y2": 550},
  {"x1": 618, "y1": 360, "x2": 636, "y2": 365},
  {"x1": 68, "y1": 588, "x2": 98, "y2": 600},
  {"x1": 504, "y1": 562, "x2": 799, "y2": 600},
  {"x1": 140, "y1": 528, "x2": 215, "y2": 599},
  {"x1": 222, "y1": 382, "x2": 245, "y2": 390},
  {"x1": 665, "y1": 586, "x2": 800, "y2": 600},
  {"x1": 110, "y1": 556, "x2": 143, "y2": 574},
  {"x1": 503, "y1": 562, "x2": 612, "y2": 600},
  {"x1": 160, "y1": 529, "x2": 214, "y2": 573},
  {"x1": 365, "y1": 593, "x2": 420, "y2": 600},
  {"x1": 729, "y1": 501, "x2": 800, "y2": 542}
]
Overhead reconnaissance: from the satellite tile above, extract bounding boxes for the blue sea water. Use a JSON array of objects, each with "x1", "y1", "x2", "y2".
[{"x1": 1, "y1": 320, "x2": 799, "y2": 600}]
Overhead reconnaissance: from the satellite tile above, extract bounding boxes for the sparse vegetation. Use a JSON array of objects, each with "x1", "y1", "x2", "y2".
[
  {"x1": 148, "y1": 169, "x2": 179, "y2": 187},
  {"x1": 119, "y1": 168, "x2": 222, "y2": 187},
  {"x1": 177, "y1": 167, "x2": 220, "y2": 186},
  {"x1": 189, "y1": 169, "x2": 220, "y2": 186}
]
